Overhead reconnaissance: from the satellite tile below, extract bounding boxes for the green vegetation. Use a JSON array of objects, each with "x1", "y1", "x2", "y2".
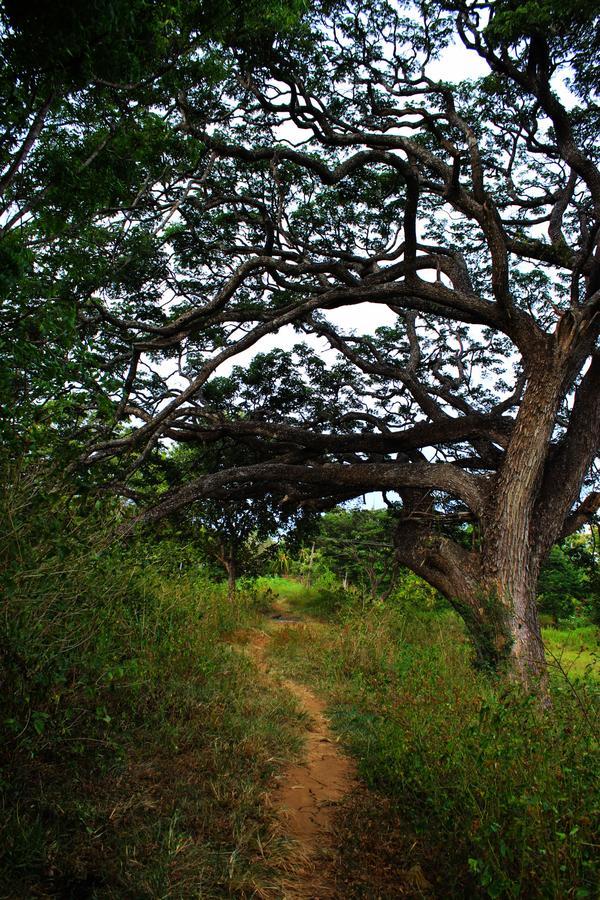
[
  {"x1": 304, "y1": 507, "x2": 401, "y2": 600},
  {"x1": 543, "y1": 626, "x2": 599, "y2": 681},
  {"x1": 1, "y1": 473, "x2": 598, "y2": 896},
  {"x1": 1, "y1": 0, "x2": 600, "y2": 894},
  {"x1": 266, "y1": 586, "x2": 600, "y2": 898},
  {"x1": 0, "y1": 470, "x2": 304, "y2": 897},
  {"x1": 538, "y1": 535, "x2": 600, "y2": 626},
  {"x1": 2, "y1": 0, "x2": 598, "y2": 688}
]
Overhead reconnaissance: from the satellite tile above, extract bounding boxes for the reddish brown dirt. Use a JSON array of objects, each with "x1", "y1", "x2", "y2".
[{"x1": 243, "y1": 628, "x2": 357, "y2": 899}]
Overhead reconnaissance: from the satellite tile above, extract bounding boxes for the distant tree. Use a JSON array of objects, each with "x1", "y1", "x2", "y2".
[
  {"x1": 187, "y1": 500, "x2": 273, "y2": 597},
  {"x1": 536, "y1": 529, "x2": 600, "y2": 623},
  {"x1": 157, "y1": 443, "x2": 316, "y2": 597},
  {"x1": 562, "y1": 530, "x2": 600, "y2": 624},
  {"x1": 537, "y1": 545, "x2": 585, "y2": 624},
  {"x1": 316, "y1": 507, "x2": 400, "y2": 600}
]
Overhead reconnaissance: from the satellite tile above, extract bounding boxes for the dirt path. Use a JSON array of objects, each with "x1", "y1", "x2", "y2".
[{"x1": 241, "y1": 624, "x2": 357, "y2": 898}]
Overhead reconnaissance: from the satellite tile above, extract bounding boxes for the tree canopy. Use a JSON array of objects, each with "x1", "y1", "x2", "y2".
[
  {"x1": 0, "y1": 0, "x2": 307, "y2": 449},
  {"x1": 2, "y1": 0, "x2": 599, "y2": 687}
]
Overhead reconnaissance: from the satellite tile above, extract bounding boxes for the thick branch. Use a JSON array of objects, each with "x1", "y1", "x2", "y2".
[{"x1": 125, "y1": 460, "x2": 485, "y2": 531}]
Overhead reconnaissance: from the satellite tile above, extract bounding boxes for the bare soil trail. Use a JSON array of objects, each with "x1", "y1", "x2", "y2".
[{"x1": 235, "y1": 606, "x2": 358, "y2": 899}]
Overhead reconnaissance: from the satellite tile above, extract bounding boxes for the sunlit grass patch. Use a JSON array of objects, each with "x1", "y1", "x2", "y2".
[
  {"x1": 544, "y1": 624, "x2": 600, "y2": 681},
  {"x1": 255, "y1": 575, "x2": 309, "y2": 598},
  {"x1": 254, "y1": 575, "x2": 352, "y2": 619}
]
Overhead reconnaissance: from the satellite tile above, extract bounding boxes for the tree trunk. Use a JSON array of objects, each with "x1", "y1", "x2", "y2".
[
  {"x1": 225, "y1": 555, "x2": 237, "y2": 600},
  {"x1": 477, "y1": 534, "x2": 548, "y2": 688},
  {"x1": 303, "y1": 542, "x2": 315, "y2": 588},
  {"x1": 478, "y1": 365, "x2": 567, "y2": 688},
  {"x1": 214, "y1": 541, "x2": 238, "y2": 600},
  {"x1": 478, "y1": 556, "x2": 547, "y2": 689},
  {"x1": 395, "y1": 523, "x2": 548, "y2": 689},
  {"x1": 394, "y1": 365, "x2": 569, "y2": 694}
]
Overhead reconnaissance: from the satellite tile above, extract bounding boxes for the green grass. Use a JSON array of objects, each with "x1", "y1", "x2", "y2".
[
  {"x1": 543, "y1": 625, "x2": 599, "y2": 680},
  {"x1": 255, "y1": 575, "x2": 318, "y2": 602},
  {"x1": 255, "y1": 575, "x2": 351, "y2": 618},
  {"x1": 255, "y1": 574, "x2": 309, "y2": 597},
  {"x1": 0, "y1": 481, "x2": 305, "y2": 898},
  {"x1": 3, "y1": 472, "x2": 599, "y2": 899},
  {"x1": 1, "y1": 574, "x2": 305, "y2": 898},
  {"x1": 267, "y1": 587, "x2": 600, "y2": 899}
]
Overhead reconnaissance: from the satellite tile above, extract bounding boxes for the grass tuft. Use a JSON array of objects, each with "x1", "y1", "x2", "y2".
[{"x1": 0, "y1": 473, "x2": 304, "y2": 898}]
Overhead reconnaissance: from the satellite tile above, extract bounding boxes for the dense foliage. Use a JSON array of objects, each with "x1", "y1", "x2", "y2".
[
  {"x1": 0, "y1": 0, "x2": 308, "y2": 451},
  {"x1": 312, "y1": 507, "x2": 401, "y2": 599},
  {"x1": 538, "y1": 533, "x2": 600, "y2": 624},
  {"x1": 0, "y1": 466, "x2": 304, "y2": 896},
  {"x1": 1, "y1": 1, "x2": 599, "y2": 895}
]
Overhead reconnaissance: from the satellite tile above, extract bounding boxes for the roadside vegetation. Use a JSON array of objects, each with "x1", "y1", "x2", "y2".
[
  {"x1": 266, "y1": 581, "x2": 599, "y2": 899},
  {"x1": 0, "y1": 468, "x2": 305, "y2": 898},
  {"x1": 2, "y1": 471, "x2": 597, "y2": 898}
]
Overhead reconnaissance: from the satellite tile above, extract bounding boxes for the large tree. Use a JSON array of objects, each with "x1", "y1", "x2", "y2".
[{"x1": 12, "y1": 0, "x2": 600, "y2": 688}]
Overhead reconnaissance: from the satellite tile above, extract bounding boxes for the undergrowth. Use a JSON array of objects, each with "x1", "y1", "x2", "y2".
[
  {"x1": 0, "y1": 470, "x2": 303, "y2": 898},
  {"x1": 267, "y1": 591, "x2": 600, "y2": 899}
]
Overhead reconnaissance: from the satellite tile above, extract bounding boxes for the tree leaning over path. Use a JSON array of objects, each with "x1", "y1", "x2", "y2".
[{"x1": 26, "y1": 0, "x2": 598, "y2": 690}]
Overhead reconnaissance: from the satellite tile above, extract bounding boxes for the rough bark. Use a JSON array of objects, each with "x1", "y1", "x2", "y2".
[
  {"x1": 393, "y1": 354, "x2": 593, "y2": 689},
  {"x1": 481, "y1": 365, "x2": 566, "y2": 685}
]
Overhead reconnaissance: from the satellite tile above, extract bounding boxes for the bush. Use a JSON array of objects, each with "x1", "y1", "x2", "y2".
[{"x1": 0, "y1": 467, "x2": 302, "y2": 896}]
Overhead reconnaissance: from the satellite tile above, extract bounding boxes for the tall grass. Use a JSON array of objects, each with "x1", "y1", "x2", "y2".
[
  {"x1": 0, "y1": 468, "x2": 303, "y2": 897},
  {"x1": 267, "y1": 593, "x2": 600, "y2": 898}
]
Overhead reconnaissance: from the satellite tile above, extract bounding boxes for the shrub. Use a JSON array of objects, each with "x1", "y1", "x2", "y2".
[{"x1": 0, "y1": 467, "x2": 301, "y2": 896}]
